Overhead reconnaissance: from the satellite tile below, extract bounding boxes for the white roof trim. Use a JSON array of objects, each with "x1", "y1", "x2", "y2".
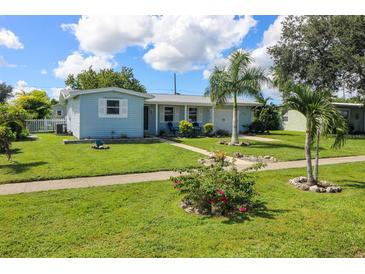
[
  {"x1": 60, "y1": 87, "x2": 154, "y2": 100},
  {"x1": 332, "y1": 102, "x2": 364, "y2": 107},
  {"x1": 144, "y1": 101, "x2": 260, "y2": 107}
]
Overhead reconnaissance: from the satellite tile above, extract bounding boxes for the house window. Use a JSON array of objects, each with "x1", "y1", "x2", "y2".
[
  {"x1": 164, "y1": 107, "x2": 174, "y2": 122},
  {"x1": 189, "y1": 107, "x2": 198, "y2": 122},
  {"x1": 56, "y1": 110, "x2": 63, "y2": 116},
  {"x1": 106, "y1": 100, "x2": 120, "y2": 115},
  {"x1": 99, "y1": 98, "x2": 128, "y2": 118}
]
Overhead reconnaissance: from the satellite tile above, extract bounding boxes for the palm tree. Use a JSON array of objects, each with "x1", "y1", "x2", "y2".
[
  {"x1": 205, "y1": 49, "x2": 270, "y2": 144},
  {"x1": 284, "y1": 84, "x2": 347, "y2": 184}
]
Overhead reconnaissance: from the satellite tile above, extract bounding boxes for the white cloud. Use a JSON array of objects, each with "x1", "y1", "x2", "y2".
[
  {"x1": 0, "y1": 28, "x2": 24, "y2": 49},
  {"x1": 202, "y1": 57, "x2": 230, "y2": 79},
  {"x1": 251, "y1": 16, "x2": 285, "y2": 70},
  {"x1": 144, "y1": 16, "x2": 256, "y2": 72},
  {"x1": 0, "y1": 56, "x2": 16, "y2": 68},
  {"x1": 41, "y1": 69, "x2": 47, "y2": 75},
  {"x1": 60, "y1": 15, "x2": 256, "y2": 73},
  {"x1": 53, "y1": 51, "x2": 116, "y2": 79},
  {"x1": 49, "y1": 87, "x2": 62, "y2": 99},
  {"x1": 12, "y1": 80, "x2": 36, "y2": 96},
  {"x1": 62, "y1": 16, "x2": 154, "y2": 55}
]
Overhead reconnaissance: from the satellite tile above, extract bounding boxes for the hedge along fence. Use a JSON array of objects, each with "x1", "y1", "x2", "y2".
[{"x1": 25, "y1": 119, "x2": 66, "y2": 133}]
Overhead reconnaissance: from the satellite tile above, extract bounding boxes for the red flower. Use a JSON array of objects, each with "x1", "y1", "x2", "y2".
[
  {"x1": 219, "y1": 197, "x2": 228, "y2": 204},
  {"x1": 174, "y1": 180, "x2": 181, "y2": 185},
  {"x1": 239, "y1": 206, "x2": 247, "y2": 212},
  {"x1": 216, "y1": 189, "x2": 225, "y2": 195}
]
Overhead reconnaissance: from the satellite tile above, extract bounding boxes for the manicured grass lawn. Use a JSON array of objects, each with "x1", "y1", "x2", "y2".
[
  {"x1": 1, "y1": 162, "x2": 365, "y2": 257},
  {"x1": 178, "y1": 130, "x2": 365, "y2": 161},
  {"x1": 0, "y1": 134, "x2": 202, "y2": 184}
]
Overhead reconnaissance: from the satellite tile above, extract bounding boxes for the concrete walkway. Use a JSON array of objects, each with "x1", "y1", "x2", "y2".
[
  {"x1": 0, "y1": 155, "x2": 364, "y2": 196},
  {"x1": 163, "y1": 138, "x2": 253, "y2": 169},
  {"x1": 0, "y1": 171, "x2": 180, "y2": 195},
  {"x1": 239, "y1": 135, "x2": 280, "y2": 142}
]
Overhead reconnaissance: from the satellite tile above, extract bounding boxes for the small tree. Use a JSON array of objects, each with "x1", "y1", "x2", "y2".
[
  {"x1": 251, "y1": 95, "x2": 281, "y2": 133},
  {"x1": 206, "y1": 49, "x2": 270, "y2": 144},
  {"x1": 65, "y1": 67, "x2": 146, "y2": 93},
  {"x1": 0, "y1": 82, "x2": 13, "y2": 103},
  {"x1": 0, "y1": 126, "x2": 15, "y2": 161},
  {"x1": 0, "y1": 104, "x2": 26, "y2": 161},
  {"x1": 14, "y1": 90, "x2": 52, "y2": 119},
  {"x1": 284, "y1": 84, "x2": 347, "y2": 184}
]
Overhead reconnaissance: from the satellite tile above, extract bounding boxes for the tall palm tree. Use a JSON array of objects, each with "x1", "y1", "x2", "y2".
[
  {"x1": 205, "y1": 50, "x2": 270, "y2": 144},
  {"x1": 284, "y1": 84, "x2": 347, "y2": 184}
]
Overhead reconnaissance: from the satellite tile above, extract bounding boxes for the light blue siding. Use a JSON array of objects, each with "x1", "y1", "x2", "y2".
[
  {"x1": 78, "y1": 91, "x2": 144, "y2": 138},
  {"x1": 66, "y1": 96, "x2": 80, "y2": 138},
  {"x1": 238, "y1": 106, "x2": 253, "y2": 132}
]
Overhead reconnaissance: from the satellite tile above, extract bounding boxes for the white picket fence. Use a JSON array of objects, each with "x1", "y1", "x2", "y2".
[{"x1": 26, "y1": 119, "x2": 66, "y2": 133}]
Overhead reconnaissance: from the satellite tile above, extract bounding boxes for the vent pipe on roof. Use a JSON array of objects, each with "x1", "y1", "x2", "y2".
[{"x1": 174, "y1": 73, "x2": 177, "y2": 95}]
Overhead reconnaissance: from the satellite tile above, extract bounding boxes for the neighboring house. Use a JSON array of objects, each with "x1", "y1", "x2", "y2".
[
  {"x1": 282, "y1": 102, "x2": 365, "y2": 133},
  {"x1": 51, "y1": 103, "x2": 66, "y2": 118},
  {"x1": 59, "y1": 87, "x2": 260, "y2": 139}
]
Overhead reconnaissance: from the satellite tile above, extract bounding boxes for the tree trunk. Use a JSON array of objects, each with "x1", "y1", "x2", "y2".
[
  {"x1": 305, "y1": 118, "x2": 315, "y2": 184},
  {"x1": 230, "y1": 92, "x2": 239, "y2": 145},
  {"x1": 314, "y1": 127, "x2": 320, "y2": 183}
]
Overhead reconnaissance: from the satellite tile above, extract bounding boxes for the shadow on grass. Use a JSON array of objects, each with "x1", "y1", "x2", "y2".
[
  {"x1": 0, "y1": 161, "x2": 47, "y2": 174},
  {"x1": 338, "y1": 179, "x2": 365, "y2": 189},
  {"x1": 222, "y1": 200, "x2": 291, "y2": 224},
  {"x1": 198, "y1": 200, "x2": 291, "y2": 224}
]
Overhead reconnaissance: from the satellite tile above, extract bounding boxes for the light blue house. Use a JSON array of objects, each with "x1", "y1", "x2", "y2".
[{"x1": 59, "y1": 87, "x2": 260, "y2": 139}]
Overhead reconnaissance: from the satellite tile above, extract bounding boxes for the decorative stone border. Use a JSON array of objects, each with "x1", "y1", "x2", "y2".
[
  {"x1": 289, "y1": 176, "x2": 342, "y2": 193},
  {"x1": 233, "y1": 152, "x2": 278, "y2": 163},
  {"x1": 218, "y1": 140, "x2": 250, "y2": 146}
]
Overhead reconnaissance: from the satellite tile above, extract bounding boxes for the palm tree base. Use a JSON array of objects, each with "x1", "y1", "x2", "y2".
[{"x1": 289, "y1": 176, "x2": 342, "y2": 193}]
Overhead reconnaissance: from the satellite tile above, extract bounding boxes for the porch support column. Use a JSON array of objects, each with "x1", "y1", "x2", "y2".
[
  {"x1": 212, "y1": 106, "x2": 215, "y2": 129},
  {"x1": 184, "y1": 105, "x2": 188, "y2": 120},
  {"x1": 155, "y1": 104, "x2": 159, "y2": 136}
]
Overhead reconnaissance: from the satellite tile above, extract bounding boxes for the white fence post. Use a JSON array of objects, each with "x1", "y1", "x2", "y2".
[{"x1": 25, "y1": 119, "x2": 66, "y2": 133}]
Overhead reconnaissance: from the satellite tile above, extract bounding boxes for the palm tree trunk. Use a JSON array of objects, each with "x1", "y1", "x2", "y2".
[
  {"x1": 305, "y1": 118, "x2": 315, "y2": 184},
  {"x1": 314, "y1": 127, "x2": 320, "y2": 183},
  {"x1": 231, "y1": 92, "x2": 239, "y2": 145}
]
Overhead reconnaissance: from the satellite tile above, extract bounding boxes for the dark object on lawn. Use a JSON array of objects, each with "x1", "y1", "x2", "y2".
[
  {"x1": 92, "y1": 139, "x2": 110, "y2": 149},
  {"x1": 192, "y1": 122, "x2": 202, "y2": 136},
  {"x1": 167, "y1": 122, "x2": 179, "y2": 135}
]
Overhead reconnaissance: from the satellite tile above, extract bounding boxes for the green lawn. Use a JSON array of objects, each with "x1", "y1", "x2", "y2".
[
  {"x1": 177, "y1": 130, "x2": 365, "y2": 161},
  {"x1": 1, "y1": 162, "x2": 365, "y2": 257},
  {"x1": 0, "y1": 134, "x2": 202, "y2": 184}
]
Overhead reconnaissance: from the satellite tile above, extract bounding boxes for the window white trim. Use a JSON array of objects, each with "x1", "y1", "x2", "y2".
[
  {"x1": 161, "y1": 106, "x2": 180, "y2": 122},
  {"x1": 98, "y1": 98, "x2": 128, "y2": 118}
]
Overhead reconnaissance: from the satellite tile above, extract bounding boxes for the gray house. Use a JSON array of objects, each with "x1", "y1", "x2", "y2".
[
  {"x1": 283, "y1": 102, "x2": 365, "y2": 133},
  {"x1": 59, "y1": 87, "x2": 260, "y2": 139}
]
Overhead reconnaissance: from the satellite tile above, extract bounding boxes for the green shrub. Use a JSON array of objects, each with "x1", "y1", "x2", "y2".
[
  {"x1": 250, "y1": 104, "x2": 281, "y2": 133},
  {"x1": 179, "y1": 120, "x2": 193, "y2": 137},
  {"x1": 171, "y1": 165, "x2": 257, "y2": 216},
  {"x1": 0, "y1": 126, "x2": 16, "y2": 161},
  {"x1": 203, "y1": 123, "x2": 214, "y2": 136}
]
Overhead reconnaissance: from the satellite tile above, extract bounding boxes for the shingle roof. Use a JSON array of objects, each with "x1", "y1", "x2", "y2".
[{"x1": 146, "y1": 93, "x2": 260, "y2": 106}]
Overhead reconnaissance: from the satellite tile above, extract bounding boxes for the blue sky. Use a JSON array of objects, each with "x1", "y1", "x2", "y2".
[{"x1": 0, "y1": 15, "x2": 281, "y2": 100}]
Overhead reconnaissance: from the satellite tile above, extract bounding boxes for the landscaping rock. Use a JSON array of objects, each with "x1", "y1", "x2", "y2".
[
  {"x1": 233, "y1": 152, "x2": 243, "y2": 158},
  {"x1": 289, "y1": 176, "x2": 342, "y2": 194}
]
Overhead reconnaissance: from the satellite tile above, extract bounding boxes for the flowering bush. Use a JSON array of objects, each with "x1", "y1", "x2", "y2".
[
  {"x1": 203, "y1": 123, "x2": 214, "y2": 136},
  {"x1": 171, "y1": 165, "x2": 257, "y2": 216},
  {"x1": 179, "y1": 120, "x2": 193, "y2": 137}
]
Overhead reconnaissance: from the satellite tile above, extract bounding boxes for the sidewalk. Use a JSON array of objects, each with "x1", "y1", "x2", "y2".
[{"x1": 0, "y1": 155, "x2": 364, "y2": 195}]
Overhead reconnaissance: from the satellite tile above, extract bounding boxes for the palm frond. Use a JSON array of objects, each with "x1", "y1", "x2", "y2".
[{"x1": 205, "y1": 66, "x2": 232, "y2": 106}]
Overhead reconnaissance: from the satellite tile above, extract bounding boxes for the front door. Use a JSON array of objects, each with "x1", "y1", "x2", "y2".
[{"x1": 144, "y1": 106, "x2": 149, "y2": 130}]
